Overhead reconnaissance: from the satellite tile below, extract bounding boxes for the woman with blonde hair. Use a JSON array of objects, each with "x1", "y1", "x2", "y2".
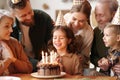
[
  {"x1": 68, "y1": 1, "x2": 93, "y2": 68},
  {"x1": 0, "y1": 10, "x2": 32, "y2": 75}
]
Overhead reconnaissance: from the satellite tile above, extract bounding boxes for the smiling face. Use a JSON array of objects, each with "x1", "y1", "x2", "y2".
[
  {"x1": 53, "y1": 29, "x2": 70, "y2": 52},
  {"x1": 13, "y1": 2, "x2": 34, "y2": 27},
  {"x1": 0, "y1": 16, "x2": 13, "y2": 40},
  {"x1": 95, "y1": 3, "x2": 113, "y2": 31},
  {"x1": 103, "y1": 27, "x2": 119, "y2": 49},
  {"x1": 69, "y1": 12, "x2": 87, "y2": 33}
]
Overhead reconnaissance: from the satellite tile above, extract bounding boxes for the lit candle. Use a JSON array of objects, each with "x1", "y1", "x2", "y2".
[
  {"x1": 42, "y1": 51, "x2": 45, "y2": 63},
  {"x1": 50, "y1": 50, "x2": 54, "y2": 63},
  {"x1": 45, "y1": 52, "x2": 48, "y2": 63},
  {"x1": 55, "y1": 52, "x2": 57, "y2": 59},
  {"x1": 54, "y1": 52, "x2": 58, "y2": 64}
]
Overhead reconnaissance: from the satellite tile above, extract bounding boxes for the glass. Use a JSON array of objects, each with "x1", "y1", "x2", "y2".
[
  {"x1": 117, "y1": 75, "x2": 120, "y2": 80},
  {"x1": 83, "y1": 68, "x2": 95, "y2": 76}
]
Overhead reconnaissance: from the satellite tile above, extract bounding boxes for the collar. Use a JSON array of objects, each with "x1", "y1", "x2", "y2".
[
  {"x1": 61, "y1": 53, "x2": 73, "y2": 58},
  {"x1": 108, "y1": 48, "x2": 120, "y2": 57},
  {"x1": 75, "y1": 24, "x2": 91, "y2": 36}
]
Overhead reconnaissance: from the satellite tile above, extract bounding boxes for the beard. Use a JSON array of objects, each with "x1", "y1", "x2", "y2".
[
  {"x1": 21, "y1": 16, "x2": 35, "y2": 27},
  {"x1": 21, "y1": 21, "x2": 35, "y2": 27}
]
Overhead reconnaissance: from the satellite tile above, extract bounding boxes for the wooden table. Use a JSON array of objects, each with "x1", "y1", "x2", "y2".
[{"x1": 10, "y1": 73, "x2": 117, "y2": 80}]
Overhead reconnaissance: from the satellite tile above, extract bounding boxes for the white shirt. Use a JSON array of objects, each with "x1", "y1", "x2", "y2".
[{"x1": 20, "y1": 25, "x2": 34, "y2": 58}]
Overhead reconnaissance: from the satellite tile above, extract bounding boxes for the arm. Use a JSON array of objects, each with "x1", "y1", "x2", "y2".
[
  {"x1": 12, "y1": 40, "x2": 33, "y2": 73},
  {"x1": 55, "y1": 56, "x2": 64, "y2": 72},
  {"x1": 90, "y1": 38, "x2": 100, "y2": 66},
  {"x1": 98, "y1": 57, "x2": 110, "y2": 71},
  {"x1": 0, "y1": 58, "x2": 12, "y2": 75},
  {"x1": 81, "y1": 29, "x2": 93, "y2": 55},
  {"x1": 73, "y1": 55, "x2": 83, "y2": 75},
  {"x1": 113, "y1": 57, "x2": 120, "y2": 75},
  {"x1": 90, "y1": 29, "x2": 101, "y2": 67},
  {"x1": 113, "y1": 63, "x2": 120, "y2": 75},
  {"x1": 80, "y1": 27, "x2": 93, "y2": 68},
  {"x1": 90, "y1": 28, "x2": 108, "y2": 67}
]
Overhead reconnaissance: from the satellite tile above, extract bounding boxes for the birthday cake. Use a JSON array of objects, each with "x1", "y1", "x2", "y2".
[
  {"x1": 37, "y1": 51, "x2": 61, "y2": 76},
  {"x1": 37, "y1": 63, "x2": 60, "y2": 76}
]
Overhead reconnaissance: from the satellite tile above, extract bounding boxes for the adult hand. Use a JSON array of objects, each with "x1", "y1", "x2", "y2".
[
  {"x1": 2, "y1": 51, "x2": 13, "y2": 59},
  {"x1": 2, "y1": 48, "x2": 16, "y2": 62},
  {"x1": 98, "y1": 57, "x2": 110, "y2": 71}
]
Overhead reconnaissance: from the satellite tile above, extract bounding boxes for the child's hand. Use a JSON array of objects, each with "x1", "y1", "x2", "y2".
[
  {"x1": 98, "y1": 57, "x2": 110, "y2": 71},
  {"x1": 56, "y1": 56, "x2": 63, "y2": 71},
  {"x1": 58, "y1": 62, "x2": 63, "y2": 72},
  {"x1": 36, "y1": 62, "x2": 41, "y2": 67},
  {"x1": 112, "y1": 63, "x2": 120, "y2": 75},
  {"x1": 56, "y1": 56, "x2": 61, "y2": 63}
]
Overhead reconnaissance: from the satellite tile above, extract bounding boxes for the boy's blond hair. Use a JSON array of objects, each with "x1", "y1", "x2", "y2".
[{"x1": 105, "y1": 23, "x2": 120, "y2": 35}]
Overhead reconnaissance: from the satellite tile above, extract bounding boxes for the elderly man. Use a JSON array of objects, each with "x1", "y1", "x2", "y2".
[{"x1": 90, "y1": 0, "x2": 119, "y2": 75}]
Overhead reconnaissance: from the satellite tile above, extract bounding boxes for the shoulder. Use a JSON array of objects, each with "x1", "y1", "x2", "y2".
[
  {"x1": 85, "y1": 24, "x2": 93, "y2": 32},
  {"x1": 93, "y1": 27, "x2": 102, "y2": 36},
  {"x1": 34, "y1": 9, "x2": 51, "y2": 19},
  {"x1": 75, "y1": 35, "x2": 83, "y2": 44},
  {"x1": 2, "y1": 37, "x2": 20, "y2": 49},
  {"x1": 4, "y1": 37, "x2": 19, "y2": 45},
  {"x1": 71, "y1": 53, "x2": 79, "y2": 59},
  {"x1": 9, "y1": 37, "x2": 19, "y2": 43},
  {"x1": 72, "y1": 54, "x2": 81, "y2": 63},
  {"x1": 94, "y1": 27, "x2": 100, "y2": 32},
  {"x1": 87, "y1": 26, "x2": 94, "y2": 35},
  {"x1": 33, "y1": 10, "x2": 53, "y2": 24}
]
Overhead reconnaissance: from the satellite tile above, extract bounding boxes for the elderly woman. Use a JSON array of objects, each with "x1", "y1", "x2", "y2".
[{"x1": 0, "y1": 10, "x2": 32, "y2": 75}]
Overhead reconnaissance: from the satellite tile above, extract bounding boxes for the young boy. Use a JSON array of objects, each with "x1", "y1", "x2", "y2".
[{"x1": 98, "y1": 23, "x2": 120, "y2": 76}]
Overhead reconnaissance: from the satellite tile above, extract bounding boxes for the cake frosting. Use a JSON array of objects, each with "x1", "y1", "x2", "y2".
[{"x1": 37, "y1": 63, "x2": 60, "y2": 76}]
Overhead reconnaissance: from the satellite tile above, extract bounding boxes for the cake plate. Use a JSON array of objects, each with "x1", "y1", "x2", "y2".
[
  {"x1": 0, "y1": 76, "x2": 21, "y2": 80},
  {"x1": 31, "y1": 72, "x2": 66, "y2": 78}
]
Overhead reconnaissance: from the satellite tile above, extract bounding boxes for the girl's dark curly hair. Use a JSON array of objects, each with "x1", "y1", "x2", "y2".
[{"x1": 48, "y1": 25, "x2": 80, "y2": 54}]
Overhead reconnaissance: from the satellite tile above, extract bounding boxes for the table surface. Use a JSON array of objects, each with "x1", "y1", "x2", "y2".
[{"x1": 10, "y1": 73, "x2": 117, "y2": 80}]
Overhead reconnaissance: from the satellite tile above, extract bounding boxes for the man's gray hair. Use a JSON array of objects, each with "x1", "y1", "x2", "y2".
[{"x1": 97, "y1": 0, "x2": 118, "y2": 13}]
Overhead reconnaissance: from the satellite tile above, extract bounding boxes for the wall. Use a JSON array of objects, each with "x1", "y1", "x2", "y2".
[
  {"x1": 0, "y1": 0, "x2": 8, "y2": 9},
  {"x1": 1, "y1": 0, "x2": 119, "y2": 27},
  {"x1": 30, "y1": 0, "x2": 73, "y2": 21},
  {"x1": 0, "y1": 0, "x2": 96, "y2": 27},
  {"x1": 0, "y1": 0, "x2": 97, "y2": 27},
  {"x1": 30, "y1": 0, "x2": 97, "y2": 27}
]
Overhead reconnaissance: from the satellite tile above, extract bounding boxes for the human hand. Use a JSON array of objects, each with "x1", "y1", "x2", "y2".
[
  {"x1": 98, "y1": 57, "x2": 110, "y2": 71},
  {"x1": 55, "y1": 56, "x2": 62, "y2": 63},
  {"x1": 113, "y1": 63, "x2": 120, "y2": 75},
  {"x1": 36, "y1": 61, "x2": 41, "y2": 67},
  {"x1": 55, "y1": 56, "x2": 63, "y2": 71},
  {"x1": 2, "y1": 48, "x2": 16, "y2": 62},
  {"x1": 2, "y1": 52, "x2": 14, "y2": 59}
]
